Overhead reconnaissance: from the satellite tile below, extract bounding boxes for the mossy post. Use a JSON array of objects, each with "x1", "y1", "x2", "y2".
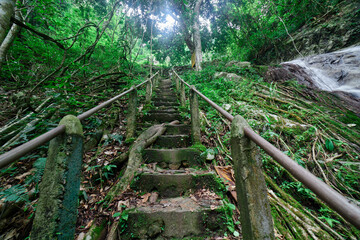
[
  {"x1": 153, "y1": 73, "x2": 158, "y2": 88},
  {"x1": 180, "y1": 81, "x2": 186, "y2": 108},
  {"x1": 175, "y1": 73, "x2": 180, "y2": 94},
  {"x1": 145, "y1": 79, "x2": 152, "y2": 104},
  {"x1": 230, "y1": 115, "x2": 275, "y2": 240},
  {"x1": 190, "y1": 86, "x2": 201, "y2": 144},
  {"x1": 31, "y1": 115, "x2": 84, "y2": 240},
  {"x1": 156, "y1": 71, "x2": 161, "y2": 84},
  {"x1": 126, "y1": 86, "x2": 137, "y2": 140}
]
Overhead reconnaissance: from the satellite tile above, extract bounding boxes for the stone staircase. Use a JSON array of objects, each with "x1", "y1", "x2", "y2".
[{"x1": 119, "y1": 78, "x2": 228, "y2": 239}]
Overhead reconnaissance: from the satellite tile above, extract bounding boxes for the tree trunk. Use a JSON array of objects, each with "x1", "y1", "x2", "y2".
[
  {"x1": 0, "y1": 0, "x2": 15, "y2": 45},
  {"x1": 193, "y1": 0, "x2": 203, "y2": 71},
  {"x1": 0, "y1": 8, "x2": 21, "y2": 64}
]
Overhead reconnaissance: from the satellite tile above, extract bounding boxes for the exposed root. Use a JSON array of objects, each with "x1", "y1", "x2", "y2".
[{"x1": 105, "y1": 121, "x2": 178, "y2": 203}]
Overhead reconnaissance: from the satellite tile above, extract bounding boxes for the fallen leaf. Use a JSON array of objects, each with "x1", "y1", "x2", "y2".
[{"x1": 141, "y1": 193, "x2": 152, "y2": 203}]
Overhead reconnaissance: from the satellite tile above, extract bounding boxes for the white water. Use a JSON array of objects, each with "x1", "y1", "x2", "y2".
[{"x1": 284, "y1": 46, "x2": 360, "y2": 98}]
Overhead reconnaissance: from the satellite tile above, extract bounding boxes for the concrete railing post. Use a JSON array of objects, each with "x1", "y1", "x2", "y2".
[
  {"x1": 190, "y1": 86, "x2": 201, "y2": 143},
  {"x1": 126, "y1": 86, "x2": 137, "y2": 140},
  {"x1": 175, "y1": 73, "x2": 180, "y2": 94},
  {"x1": 145, "y1": 79, "x2": 152, "y2": 104},
  {"x1": 180, "y1": 81, "x2": 186, "y2": 108},
  {"x1": 157, "y1": 71, "x2": 161, "y2": 83},
  {"x1": 31, "y1": 115, "x2": 84, "y2": 240},
  {"x1": 230, "y1": 115, "x2": 275, "y2": 240}
]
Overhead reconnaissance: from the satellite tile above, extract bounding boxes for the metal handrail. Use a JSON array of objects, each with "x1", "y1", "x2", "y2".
[
  {"x1": 172, "y1": 68, "x2": 360, "y2": 229},
  {"x1": 0, "y1": 72, "x2": 159, "y2": 169}
]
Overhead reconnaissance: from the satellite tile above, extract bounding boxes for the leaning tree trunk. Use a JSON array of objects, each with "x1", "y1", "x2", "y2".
[
  {"x1": 193, "y1": 0, "x2": 203, "y2": 71},
  {"x1": 0, "y1": 8, "x2": 21, "y2": 64},
  {"x1": 0, "y1": 0, "x2": 15, "y2": 45}
]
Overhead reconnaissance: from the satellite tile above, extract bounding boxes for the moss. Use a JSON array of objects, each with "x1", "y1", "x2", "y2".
[
  {"x1": 124, "y1": 137, "x2": 136, "y2": 144},
  {"x1": 189, "y1": 143, "x2": 206, "y2": 152},
  {"x1": 193, "y1": 174, "x2": 227, "y2": 197},
  {"x1": 59, "y1": 115, "x2": 83, "y2": 137},
  {"x1": 84, "y1": 221, "x2": 106, "y2": 240},
  {"x1": 339, "y1": 110, "x2": 360, "y2": 126}
]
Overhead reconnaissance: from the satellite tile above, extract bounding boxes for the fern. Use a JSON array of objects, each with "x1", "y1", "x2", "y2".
[
  {"x1": 0, "y1": 185, "x2": 29, "y2": 203},
  {"x1": 25, "y1": 157, "x2": 47, "y2": 192}
]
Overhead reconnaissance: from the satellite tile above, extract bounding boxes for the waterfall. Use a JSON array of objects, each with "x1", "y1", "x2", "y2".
[{"x1": 283, "y1": 46, "x2": 360, "y2": 98}]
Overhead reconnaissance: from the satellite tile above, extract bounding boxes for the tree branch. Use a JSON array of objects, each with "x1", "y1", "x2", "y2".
[{"x1": 10, "y1": 16, "x2": 65, "y2": 50}]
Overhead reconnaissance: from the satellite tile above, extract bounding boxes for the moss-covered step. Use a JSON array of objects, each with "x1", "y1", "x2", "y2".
[
  {"x1": 156, "y1": 85, "x2": 173, "y2": 90},
  {"x1": 153, "y1": 98, "x2": 178, "y2": 104},
  {"x1": 143, "y1": 148, "x2": 205, "y2": 169},
  {"x1": 154, "y1": 91, "x2": 176, "y2": 96},
  {"x1": 143, "y1": 112, "x2": 181, "y2": 122},
  {"x1": 136, "y1": 123, "x2": 189, "y2": 135},
  {"x1": 153, "y1": 134, "x2": 190, "y2": 148},
  {"x1": 165, "y1": 124, "x2": 190, "y2": 135},
  {"x1": 148, "y1": 108, "x2": 178, "y2": 114},
  {"x1": 119, "y1": 197, "x2": 226, "y2": 239},
  {"x1": 153, "y1": 97, "x2": 178, "y2": 102},
  {"x1": 131, "y1": 169, "x2": 224, "y2": 198},
  {"x1": 154, "y1": 101, "x2": 180, "y2": 107}
]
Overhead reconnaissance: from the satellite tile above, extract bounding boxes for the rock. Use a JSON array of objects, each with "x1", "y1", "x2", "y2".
[
  {"x1": 262, "y1": 1, "x2": 360, "y2": 63},
  {"x1": 222, "y1": 104, "x2": 231, "y2": 111},
  {"x1": 77, "y1": 233, "x2": 85, "y2": 240},
  {"x1": 214, "y1": 72, "x2": 242, "y2": 81},
  {"x1": 275, "y1": 46, "x2": 360, "y2": 100},
  {"x1": 147, "y1": 219, "x2": 164, "y2": 237},
  {"x1": 149, "y1": 192, "x2": 159, "y2": 203},
  {"x1": 225, "y1": 60, "x2": 251, "y2": 68},
  {"x1": 206, "y1": 149, "x2": 215, "y2": 161}
]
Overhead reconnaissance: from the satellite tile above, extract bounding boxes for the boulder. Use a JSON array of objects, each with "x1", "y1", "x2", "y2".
[{"x1": 214, "y1": 72, "x2": 242, "y2": 81}]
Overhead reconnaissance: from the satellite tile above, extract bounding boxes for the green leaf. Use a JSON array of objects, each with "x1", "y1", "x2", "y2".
[
  {"x1": 113, "y1": 212, "x2": 121, "y2": 218},
  {"x1": 227, "y1": 225, "x2": 235, "y2": 233},
  {"x1": 233, "y1": 230, "x2": 240, "y2": 237},
  {"x1": 227, "y1": 203, "x2": 236, "y2": 211},
  {"x1": 121, "y1": 212, "x2": 129, "y2": 221},
  {"x1": 325, "y1": 139, "x2": 334, "y2": 151},
  {"x1": 319, "y1": 216, "x2": 340, "y2": 227}
]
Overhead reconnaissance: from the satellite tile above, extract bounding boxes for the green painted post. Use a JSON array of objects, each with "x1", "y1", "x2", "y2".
[
  {"x1": 180, "y1": 81, "x2": 186, "y2": 108},
  {"x1": 230, "y1": 115, "x2": 275, "y2": 240},
  {"x1": 190, "y1": 86, "x2": 201, "y2": 143},
  {"x1": 126, "y1": 86, "x2": 137, "y2": 140},
  {"x1": 31, "y1": 115, "x2": 84, "y2": 240}
]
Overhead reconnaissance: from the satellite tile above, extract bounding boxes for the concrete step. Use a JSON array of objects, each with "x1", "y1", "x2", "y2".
[
  {"x1": 154, "y1": 134, "x2": 190, "y2": 148},
  {"x1": 154, "y1": 101, "x2": 180, "y2": 107},
  {"x1": 138, "y1": 123, "x2": 189, "y2": 135},
  {"x1": 165, "y1": 124, "x2": 190, "y2": 135},
  {"x1": 131, "y1": 168, "x2": 224, "y2": 198},
  {"x1": 154, "y1": 91, "x2": 176, "y2": 95},
  {"x1": 148, "y1": 109, "x2": 178, "y2": 114},
  {"x1": 154, "y1": 97, "x2": 177, "y2": 101},
  {"x1": 143, "y1": 112, "x2": 181, "y2": 122},
  {"x1": 143, "y1": 148, "x2": 204, "y2": 169},
  {"x1": 120, "y1": 197, "x2": 226, "y2": 239},
  {"x1": 152, "y1": 96, "x2": 178, "y2": 103},
  {"x1": 156, "y1": 85, "x2": 173, "y2": 89}
]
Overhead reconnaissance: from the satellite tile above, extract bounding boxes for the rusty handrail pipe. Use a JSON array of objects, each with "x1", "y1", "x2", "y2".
[
  {"x1": 0, "y1": 72, "x2": 159, "y2": 169},
  {"x1": 172, "y1": 69, "x2": 360, "y2": 229}
]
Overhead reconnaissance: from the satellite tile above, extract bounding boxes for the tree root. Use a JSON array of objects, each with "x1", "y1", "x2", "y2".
[{"x1": 105, "y1": 121, "x2": 178, "y2": 203}]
